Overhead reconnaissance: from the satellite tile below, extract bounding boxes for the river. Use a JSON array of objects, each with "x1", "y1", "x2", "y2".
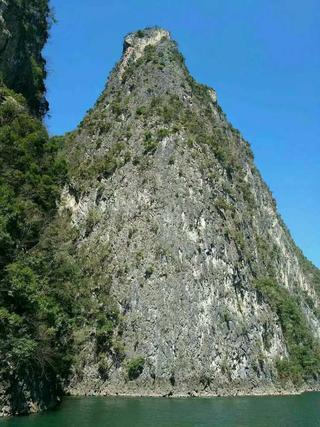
[{"x1": 1, "y1": 393, "x2": 320, "y2": 426}]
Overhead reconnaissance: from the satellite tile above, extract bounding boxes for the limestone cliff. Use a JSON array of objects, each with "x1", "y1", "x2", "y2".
[
  {"x1": 0, "y1": 0, "x2": 50, "y2": 117},
  {"x1": 1, "y1": 21, "x2": 318, "y2": 419},
  {"x1": 57, "y1": 28, "x2": 320, "y2": 397}
]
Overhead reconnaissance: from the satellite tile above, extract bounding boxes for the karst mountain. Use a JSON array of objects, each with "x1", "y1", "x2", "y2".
[{"x1": 0, "y1": 7, "x2": 319, "y2": 416}]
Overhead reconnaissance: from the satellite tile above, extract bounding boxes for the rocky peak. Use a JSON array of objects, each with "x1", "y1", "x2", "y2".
[
  {"x1": 62, "y1": 28, "x2": 320, "y2": 398},
  {"x1": 123, "y1": 27, "x2": 170, "y2": 53},
  {"x1": 118, "y1": 27, "x2": 173, "y2": 81}
]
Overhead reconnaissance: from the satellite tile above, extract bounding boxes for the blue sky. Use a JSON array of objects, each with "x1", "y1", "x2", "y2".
[{"x1": 45, "y1": 0, "x2": 319, "y2": 267}]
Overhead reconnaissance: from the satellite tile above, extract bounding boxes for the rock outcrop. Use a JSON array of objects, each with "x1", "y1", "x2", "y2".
[
  {"x1": 58, "y1": 28, "x2": 320, "y2": 397},
  {"x1": 0, "y1": 0, "x2": 50, "y2": 116}
]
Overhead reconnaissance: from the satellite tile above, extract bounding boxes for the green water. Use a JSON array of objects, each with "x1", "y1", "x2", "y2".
[{"x1": 1, "y1": 393, "x2": 320, "y2": 427}]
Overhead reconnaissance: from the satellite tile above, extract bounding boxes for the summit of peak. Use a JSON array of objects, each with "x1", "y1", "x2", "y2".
[
  {"x1": 118, "y1": 27, "x2": 172, "y2": 80},
  {"x1": 123, "y1": 27, "x2": 170, "y2": 53}
]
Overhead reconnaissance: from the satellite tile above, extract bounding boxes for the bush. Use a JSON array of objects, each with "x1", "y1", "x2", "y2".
[
  {"x1": 215, "y1": 196, "x2": 234, "y2": 213},
  {"x1": 0, "y1": 87, "x2": 67, "y2": 267},
  {"x1": 144, "y1": 266, "x2": 154, "y2": 278},
  {"x1": 255, "y1": 278, "x2": 320, "y2": 383},
  {"x1": 136, "y1": 106, "x2": 148, "y2": 116},
  {"x1": 143, "y1": 132, "x2": 158, "y2": 154},
  {"x1": 144, "y1": 45, "x2": 157, "y2": 63},
  {"x1": 111, "y1": 101, "x2": 122, "y2": 117},
  {"x1": 156, "y1": 128, "x2": 170, "y2": 141},
  {"x1": 127, "y1": 356, "x2": 145, "y2": 380},
  {"x1": 96, "y1": 321, "x2": 114, "y2": 353}
]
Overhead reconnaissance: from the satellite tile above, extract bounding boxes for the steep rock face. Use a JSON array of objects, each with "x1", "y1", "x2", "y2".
[
  {"x1": 60, "y1": 28, "x2": 320, "y2": 396},
  {"x1": 0, "y1": 0, "x2": 50, "y2": 117}
]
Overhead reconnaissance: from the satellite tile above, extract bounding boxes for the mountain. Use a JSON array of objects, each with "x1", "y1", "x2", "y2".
[
  {"x1": 58, "y1": 28, "x2": 320, "y2": 397},
  {"x1": 0, "y1": 22, "x2": 319, "y2": 417}
]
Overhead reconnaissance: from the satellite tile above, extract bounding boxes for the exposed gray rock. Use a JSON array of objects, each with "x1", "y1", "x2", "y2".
[{"x1": 59, "y1": 28, "x2": 320, "y2": 397}]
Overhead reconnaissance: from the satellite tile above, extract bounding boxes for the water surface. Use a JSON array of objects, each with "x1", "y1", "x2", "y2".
[{"x1": 1, "y1": 393, "x2": 320, "y2": 427}]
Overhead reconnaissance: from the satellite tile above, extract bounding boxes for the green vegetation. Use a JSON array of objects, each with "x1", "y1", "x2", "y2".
[
  {"x1": 68, "y1": 140, "x2": 131, "y2": 187},
  {"x1": 144, "y1": 266, "x2": 154, "y2": 278},
  {"x1": 136, "y1": 105, "x2": 148, "y2": 116},
  {"x1": 29, "y1": 212, "x2": 124, "y2": 386},
  {"x1": 0, "y1": 86, "x2": 67, "y2": 271},
  {"x1": 238, "y1": 180, "x2": 255, "y2": 207},
  {"x1": 100, "y1": 143, "x2": 131, "y2": 178},
  {"x1": 156, "y1": 128, "x2": 170, "y2": 140},
  {"x1": 215, "y1": 196, "x2": 234, "y2": 213},
  {"x1": 143, "y1": 132, "x2": 158, "y2": 154},
  {"x1": 296, "y1": 248, "x2": 320, "y2": 301},
  {"x1": 170, "y1": 42, "x2": 185, "y2": 66},
  {"x1": 232, "y1": 230, "x2": 247, "y2": 253},
  {"x1": 255, "y1": 278, "x2": 320, "y2": 384},
  {"x1": 127, "y1": 357, "x2": 145, "y2": 380},
  {"x1": 0, "y1": 0, "x2": 52, "y2": 117},
  {"x1": 143, "y1": 44, "x2": 157, "y2": 62},
  {"x1": 141, "y1": 94, "x2": 247, "y2": 185},
  {"x1": 0, "y1": 3, "x2": 84, "y2": 410},
  {"x1": 0, "y1": 8, "x2": 123, "y2": 401},
  {"x1": 111, "y1": 100, "x2": 123, "y2": 117},
  {"x1": 0, "y1": 85, "x2": 70, "y2": 403}
]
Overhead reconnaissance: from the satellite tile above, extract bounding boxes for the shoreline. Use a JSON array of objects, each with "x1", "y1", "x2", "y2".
[{"x1": 66, "y1": 386, "x2": 320, "y2": 399}]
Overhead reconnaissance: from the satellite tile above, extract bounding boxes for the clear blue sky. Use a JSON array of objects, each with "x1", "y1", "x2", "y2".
[{"x1": 45, "y1": 0, "x2": 319, "y2": 267}]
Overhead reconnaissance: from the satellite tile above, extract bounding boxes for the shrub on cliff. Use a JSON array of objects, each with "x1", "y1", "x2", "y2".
[
  {"x1": 255, "y1": 277, "x2": 320, "y2": 383},
  {"x1": 127, "y1": 357, "x2": 145, "y2": 380}
]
